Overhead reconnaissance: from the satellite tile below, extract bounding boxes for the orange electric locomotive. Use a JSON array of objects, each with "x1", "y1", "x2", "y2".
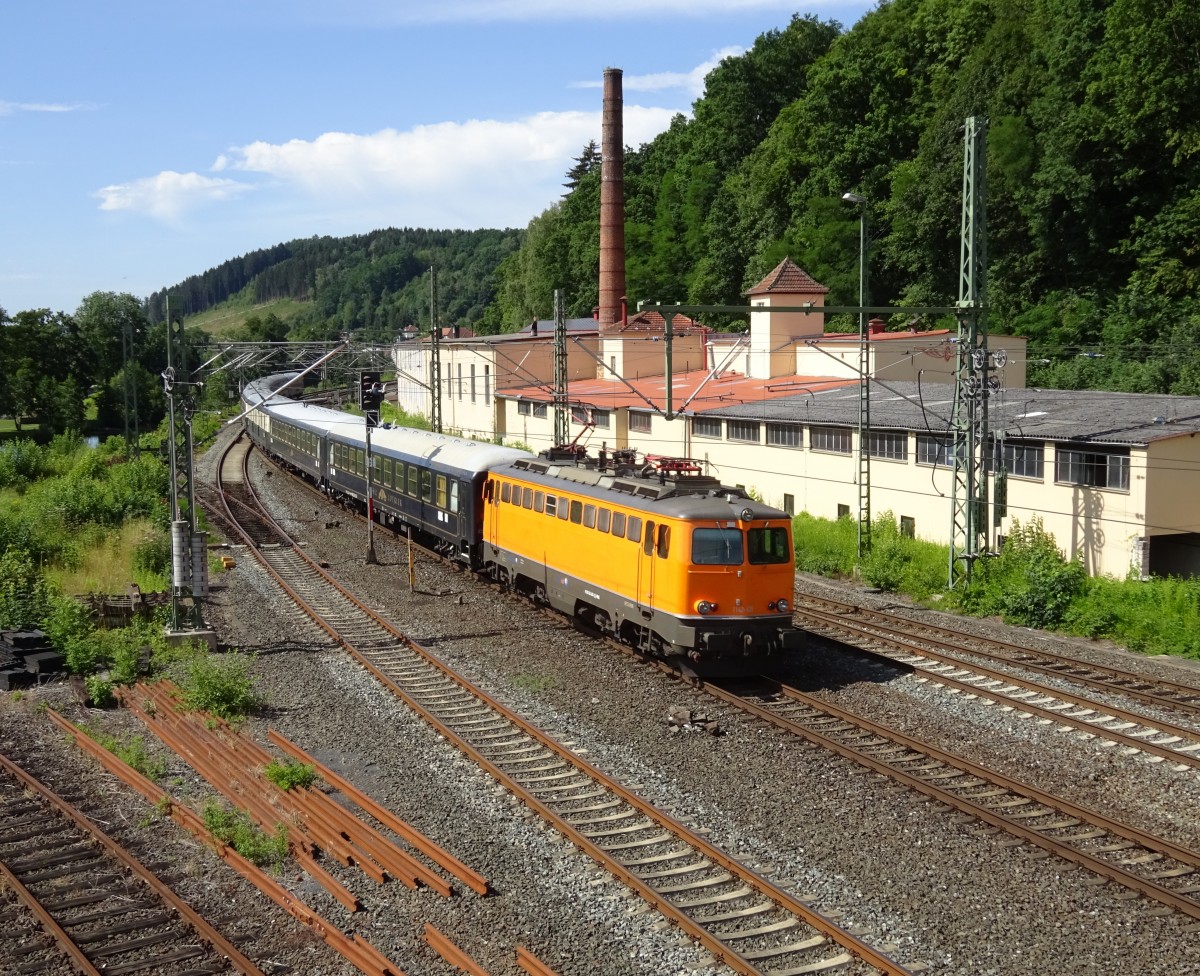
[{"x1": 481, "y1": 448, "x2": 803, "y2": 673}]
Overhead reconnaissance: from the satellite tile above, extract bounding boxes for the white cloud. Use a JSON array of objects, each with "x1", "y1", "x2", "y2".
[
  {"x1": 576, "y1": 46, "x2": 744, "y2": 99},
  {"x1": 94, "y1": 171, "x2": 253, "y2": 220},
  {"x1": 208, "y1": 105, "x2": 675, "y2": 226},
  {"x1": 0, "y1": 101, "x2": 89, "y2": 116}
]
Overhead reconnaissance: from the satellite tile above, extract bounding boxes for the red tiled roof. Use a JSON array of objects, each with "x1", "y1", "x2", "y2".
[
  {"x1": 499, "y1": 368, "x2": 852, "y2": 414},
  {"x1": 609, "y1": 310, "x2": 708, "y2": 335},
  {"x1": 744, "y1": 257, "x2": 829, "y2": 297}
]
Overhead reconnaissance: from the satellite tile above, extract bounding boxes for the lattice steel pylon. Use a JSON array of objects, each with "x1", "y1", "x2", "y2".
[
  {"x1": 553, "y1": 290, "x2": 570, "y2": 446},
  {"x1": 429, "y1": 266, "x2": 443, "y2": 434},
  {"x1": 950, "y1": 116, "x2": 990, "y2": 588}
]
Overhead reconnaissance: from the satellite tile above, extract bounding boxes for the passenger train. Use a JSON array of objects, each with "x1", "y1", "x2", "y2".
[{"x1": 241, "y1": 374, "x2": 803, "y2": 674}]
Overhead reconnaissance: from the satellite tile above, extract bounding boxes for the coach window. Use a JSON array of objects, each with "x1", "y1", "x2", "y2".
[
  {"x1": 557, "y1": 496, "x2": 569, "y2": 520},
  {"x1": 583, "y1": 504, "x2": 596, "y2": 528},
  {"x1": 692, "y1": 526, "x2": 744, "y2": 565},
  {"x1": 408, "y1": 466, "x2": 418, "y2": 496},
  {"x1": 747, "y1": 527, "x2": 790, "y2": 564},
  {"x1": 534, "y1": 491, "x2": 544, "y2": 513},
  {"x1": 597, "y1": 509, "x2": 611, "y2": 533},
  {"x1": 657, "y1": 524, "x2": 670, "y2": 558},
  {"x1": 436, "y1": 475, "x2": 448, "y2": 508},
  {"x1": 501, "y1": 483, "x2": 512, "y2": 504},
  {"x1": 355, "y1": 449, "x2": 365, "y2": 477},
  {"x1": 627, "y1": 516, "x2": 642, "y2": 543},
  {"x1": 544, "y1": 494, "x2": 557, "y2": 517},
  {"x1": 523, "y1": 487, "x2": 534, "y2": 509},
  {"x1": 643, "y1": 521, "x2": 655, "y2": 556},
  {"x1": 611, "y1": 512, "x2": 626, "y2": 537},
  {"x1": 450, "y1": 481, "x2": 460, "y2": 513},
  {"x1": 569, "y1": 500, "x2": 583, "y2": 524},
  {"x1": 420, "y1": 469, "x2": 432, "y2": 501}
]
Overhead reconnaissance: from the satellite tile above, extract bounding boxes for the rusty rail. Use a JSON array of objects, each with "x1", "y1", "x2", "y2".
[
  {"x1": 423, "y1": 923, "x2": 492, "y2": 976},
  {"x1": 515, "y1": 946, "x2": 561, "y2": 976},
  {"x1": 1, "y1": 738, "x2": 266, "y2": 976},
  {"x1": 45, "y1": 708, "x2": 405, "y2": 976}
]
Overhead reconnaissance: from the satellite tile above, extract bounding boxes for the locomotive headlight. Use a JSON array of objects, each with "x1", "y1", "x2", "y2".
[
  {"x1": 776, "y1": 598, "x2": 789, "y2": 612},
  {"x1": 696, "y1": 600, "x2": 717, "y2": 615}
]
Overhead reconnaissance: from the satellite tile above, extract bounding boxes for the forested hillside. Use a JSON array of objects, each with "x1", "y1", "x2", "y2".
[
  {"x1": 148, "y1": 228, "x2": 523, "y2": 342},
  {"x1": 490, "y1": 0, "x2": 1199, "y2": 394}
]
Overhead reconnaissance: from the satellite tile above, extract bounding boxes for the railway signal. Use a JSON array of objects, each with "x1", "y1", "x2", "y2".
[{"x1": 359, "y1": 370, "x2": 384, "y2": 427}]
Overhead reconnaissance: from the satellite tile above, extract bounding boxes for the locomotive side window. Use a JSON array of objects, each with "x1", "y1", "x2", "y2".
[
  {"x1": 597, "y1": 509, "x2": 611, "y2": 533},
  {"x1": 545, "y1": 494, "x2": 557, "y2": 517},
  {"x1": 627, "y1": 516, "x2": 642, "y2": 543},
  {"x1": 657, "y1": 524, "x2": 670, "y2": 558},
  {"x1": 643, "y1": 521, "x2": 655, "y2": 555},
  {"x1": 611, "y1": 512, "x2": 626, "y2": 537},
  {"x1": 534, "y1": 491, "x2": 544, "y2": 513},
  {"x1": 692, "y1": 527, "x2": 744, "y2": 565},
  {"x1": 747, "y1": 527, "x2": 790, "y2": 564},
  {"x1": 501, "y1": 483, "x2": 512, "y2": 504},
  {"x1": 569, "y1": 500, "x2": 583, "y2": 524},
  {"x1": 436, "y1": 475, "x2": 447, "y2": 508},
  {"x1": 522, "y1": 487, "x2": 533, "y2": 509},
  {"x1": 583, "y1": 504, "x2": 596, "y2": 528},
  {"x1": 557, "y1": 496, "x2": 569, "y2": 520}
]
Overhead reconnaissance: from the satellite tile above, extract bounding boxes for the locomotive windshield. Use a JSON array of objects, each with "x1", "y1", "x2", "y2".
[
  {"x1": 747, "y1": 527, "x2": 791, "y2": 564},
  {"x1": 691, "y1": 527, "x2": 744, "y2": 565}
]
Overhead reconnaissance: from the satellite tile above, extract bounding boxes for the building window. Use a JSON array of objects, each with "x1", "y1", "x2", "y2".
[
  {"x1": 811, "y1": 426, "x2": 852, "y2": 454},
  {"x1": 1004, "y1": 440, "x2": 1044, "y2": 480},
  {"x1": 610, "y1": 355, "x2": 617, "y2": 375},
  {"x1": 1056, "y1": 446, "x2": 1130, "y2": 491},
  {"x1": 484, "y1": 365, "x2": 491, "y2": 406},
  {"x1": 630, "y1": 412, "x2": 652, "y2": 434},
  {"x1": 916, "y1": 433, "x2": 952, "y2": 467},
  {"x1": 837, "y1": 503, "x2": 850, "y2": 519},
  {"x1": 727, "y1": 420, "x2": 761, "y2": 443},
  {"x1": 868, "y1": 431, "x2": 908, "y2": 461},
  {"x1": 783, "y1": 493, "x2": 795, "y2": 516},
  {"x1": 900, "y1": 516, "x2": 915, "y2": 538},
  {"x1": 693, "y1": 416, "x2": 722, "y2": 439},
  {"x1": 518, "y1": 400, "x2": 531, "y2": 416},
  {"x1": 592, "y1": 409, "x2": 610, "y2": 429},
  {"x1": 533, "y1": 403, "x2": 548, "y2": 419},
  {"x1": 470, "y1": 364, "x2": 477, "y2": 403},
  {"x1": 457, "y1": 363, "x2": 463, "y2": 400},
  {"x1": 767, "y1": 423, "x2": 802, "y2": 448}
]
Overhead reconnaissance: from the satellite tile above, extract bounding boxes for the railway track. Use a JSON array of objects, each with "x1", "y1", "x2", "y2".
[
  {"x1": 215, "y1": 431, "x2": 914, "y2": 976},
  {"x1": 0, "y1": 748, "x2": 264, "y2": 976},
  {"x1": 792, "y1": 594, "x2": 1200, "y2": 771}
]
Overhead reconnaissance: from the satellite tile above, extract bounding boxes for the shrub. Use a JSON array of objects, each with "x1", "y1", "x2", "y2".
[
  {"x1": 263, "y1": 758, "x2": 318, "y2": 791},
  {"x1": 179, "y1": 651, "x2": 260, "y2": 720},
  {"x1": 0, "y1": 547, "x2": 58, "y2": 630},
  {"x1": 84, "y1": 675, "x2": 115, "y2": 707},
  {"x1": 201, "y1": 800, "x2": 289, "y2": 867},
  {"x1": 792, "y1": 512, "x2": 857, "y2": 577},
  {"x1": 133, "y1": 530, "x2": 172, "y2": 578}
]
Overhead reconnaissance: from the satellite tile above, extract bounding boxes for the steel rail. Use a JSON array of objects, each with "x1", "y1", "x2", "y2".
[
  {"x1": 794, "y1": 592, "x2": 1200, "y2": 717},
  {"x1": 45, "y1": 709, "x2": 405, "y2": 976},
  {"x1": 796, "y1": 604, "x2": 1200, "y2": 769},
  {"x1": 0, "y1": 748, "x2": 266, "y2": 976},
  {"x1": 708, "y1": 678, "x2": 1200, "y2": 919},
  {"x1": 423, "y1": 923, "x2": 492, "y2": 976},
  {"x1": 216, "y1": 434, "x2": 912, "y2": 976}
]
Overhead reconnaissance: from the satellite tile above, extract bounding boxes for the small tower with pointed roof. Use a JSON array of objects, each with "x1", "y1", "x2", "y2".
[{"x1": 743, "y1": 257, "x2": 829, "y2": 379}]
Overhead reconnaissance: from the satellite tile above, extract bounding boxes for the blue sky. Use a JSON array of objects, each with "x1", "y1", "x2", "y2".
[{"x1": 2, "y1": 1, "x2": 873, "y2": 317}]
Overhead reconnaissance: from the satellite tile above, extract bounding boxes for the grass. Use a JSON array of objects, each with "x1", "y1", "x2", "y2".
[
  {"x1": 511, "y1": 672, "x2": 555, "y2": 693},
  {"x1": 187, "y1": 297, "x2": 308, "y2": 337},
  {"x1": 47, "y1": 517, "x2": 169, "y2": 594},
  {"x1": 262, "y1": 758, "x2": 318, "y2": 791},
  {"x1": 201, "y1": 800, "x2": 289, "y2": 867},
  {"x1": 82, "y1": 726, "x2": 167, "y2": 781}
]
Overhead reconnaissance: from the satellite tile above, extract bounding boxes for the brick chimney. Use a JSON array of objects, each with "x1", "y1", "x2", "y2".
[{"x1": 598, "y1": 67, "x2": 625, "y2": 335}]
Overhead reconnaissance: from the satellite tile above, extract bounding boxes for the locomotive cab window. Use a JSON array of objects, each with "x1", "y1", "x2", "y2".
[
  {"x1": 657, "y1": 524, "x2": 670, "y2": 558},
  {"x1": 747, "y1": 527, "x2": 790, "y2": 564},
  {"x1": 692, "y1": 527, "x2": 744, "y2": 565},
  {"x1": 643, "y1": 521, "x2": 655, "y2": 556}
]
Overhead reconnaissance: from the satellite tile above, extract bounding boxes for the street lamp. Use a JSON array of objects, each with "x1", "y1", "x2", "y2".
[{"x1": 842, "y1": 191, "x2": 871, "y2": 558}]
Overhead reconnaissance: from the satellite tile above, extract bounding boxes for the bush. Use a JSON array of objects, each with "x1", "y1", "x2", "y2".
[
  {"x1": 179, "y1": 651, "x2": 260, "y2": 720},
  {"x1": 132, "y1": 531, "x2": 171, "y2": 578},
  {"x1": 961, "y1": 518, "x2": 1086, "y2": 628},
  {"x1": 792, "y1": 512, "x2": 857, "y2": 576},
  {"x1": 84, "y1": 675, "x2": 115, "y2": 708},
  {"x1": 263, "y1": 758, "x2": 318, "y2": 791},
  {"x1": 201, "y1": 800, "x2": 289, "y2": 867},
  {"x1": 0, "y1": 547, "x2": 58, "y2": 630}
]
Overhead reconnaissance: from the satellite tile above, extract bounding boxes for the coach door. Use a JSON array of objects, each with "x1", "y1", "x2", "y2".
[{"x1": 635, "y1": 517, "x2": 655, "y2": 615}]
